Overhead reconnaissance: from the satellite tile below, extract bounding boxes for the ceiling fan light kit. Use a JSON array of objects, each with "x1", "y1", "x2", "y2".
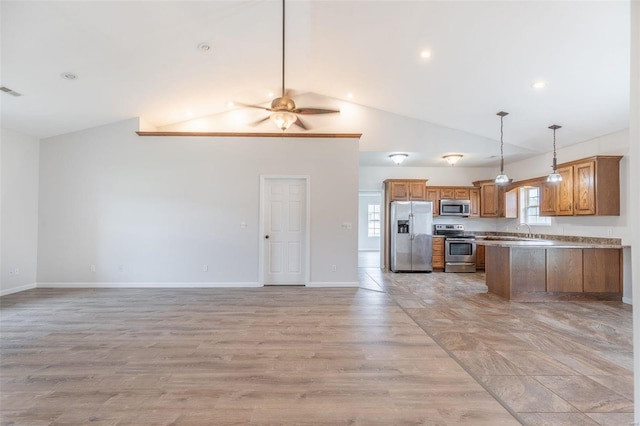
[
  {"x1": 236, "y1": 0, "x2": 339, "y2": 132},
  {"x1": 495, "y1": 111, "x2": 510, "y2": 185},
  {"x1": 547, "y1": 124, "x2": 563, "y2": 183}
]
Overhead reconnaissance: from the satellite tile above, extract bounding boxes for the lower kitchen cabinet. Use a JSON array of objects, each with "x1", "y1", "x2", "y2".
[
  {"x1": 476, "y1": 244, "x2": 485, "y2": 270},
  {"x1": 432, "y1": 236, "x2": 445, "y2": 270}
]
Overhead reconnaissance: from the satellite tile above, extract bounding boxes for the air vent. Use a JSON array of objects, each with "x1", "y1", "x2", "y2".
[{"x1": 0, "y1": 86, "x2": 22, "y2": 97}]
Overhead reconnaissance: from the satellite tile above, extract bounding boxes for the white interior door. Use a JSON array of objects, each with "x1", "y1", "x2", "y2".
[{"x1": 263, "y1": 178, "x2": 307, "y2": 285}]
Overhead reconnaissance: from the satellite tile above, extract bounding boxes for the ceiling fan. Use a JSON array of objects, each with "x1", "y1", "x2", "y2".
[{"x1": 236, "y1": 0, "x2": 340, "y2": 131}]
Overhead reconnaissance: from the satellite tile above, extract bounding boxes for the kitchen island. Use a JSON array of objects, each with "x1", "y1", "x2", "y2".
[{"x1": 477, "y1": 238, "x2": 624, "y2": 301}]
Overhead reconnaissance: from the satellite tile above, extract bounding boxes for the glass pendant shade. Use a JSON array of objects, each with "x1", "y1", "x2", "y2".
[
  {"x1": 271, "y1": 111, "x2": 297, "y2": 131},
  {"x1": 547, "y1": 172, "x2": 563, "y2": 183},
  {"x1": 495, "y1": 173, "x2": 510, "y2": 184}
]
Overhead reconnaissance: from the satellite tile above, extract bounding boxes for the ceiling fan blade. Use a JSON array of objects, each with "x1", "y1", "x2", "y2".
[
  {"x1": 234, "y1": 101, "x2": 272, "y2": 111},
  {"x1": 293, "y1": 107, "x2": 340, "y2": 115},
  {"x1": 249, "y1": 116, "x2": 271, "y2": 126},
  {"x1": 294, "y1": 117, "x2": 308, "y2": 130}
]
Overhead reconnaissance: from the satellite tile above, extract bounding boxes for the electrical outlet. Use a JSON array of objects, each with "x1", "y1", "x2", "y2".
[
  {"x1": 331, "y1": 265, "x2": 337, "y2": 272},
  {"x1": 202, "y1": 264, "x2": 208, "y2": 272},
  {"x1": 8, "y1": 270, "x2": 14, "y2": 276},
  {"x1": 14, "y1": 268, "x2": 20, "y2": 276},
  {"x1": 90, "y1": 265, "x2": 96, "y2": 273},
  {"x1": 607, "y1": 228, "x2": 613, "y2": 237}
]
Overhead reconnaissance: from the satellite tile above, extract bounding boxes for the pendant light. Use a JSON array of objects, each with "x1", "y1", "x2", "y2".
[
  {"x1": 547, "y1": 125, "x2": 563, "y2": 183},
  {"x1": 495, "y1": 111, "x2": 510, "y2": 184}
]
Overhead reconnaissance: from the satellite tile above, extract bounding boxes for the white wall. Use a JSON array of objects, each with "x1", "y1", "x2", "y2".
[
  {"x1": 630, "y1": 0, "x2": 640, "y2": 421},
  {"x1": 37, "y1": 118, "x2": 359, "y2": 286},
  {"x1": 358, "y1": 192, "x2": 381, "y2": 251},
  {"x1": 1, "y1": 128, "x2": 40, "y2": 295}
]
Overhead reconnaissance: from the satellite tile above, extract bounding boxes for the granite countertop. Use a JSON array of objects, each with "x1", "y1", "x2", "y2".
[{"x1": 474, "y1": 236, "x2": 626, "y2": 249}]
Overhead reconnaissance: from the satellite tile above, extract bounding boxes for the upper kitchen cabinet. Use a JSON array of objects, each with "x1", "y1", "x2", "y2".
[
  {"x1": 539, "y1": 156, "x2": 621, "y2": 216},
  {"x1": 384, "y1": 179, "x2": 428, "y2": 201},
  {"x1": 469, "y1": 188, "x2": 480, "y2": 218},
  {"x1": 472, "y1": 180, "x2": 517, "y2": 218},
  {"x1": 426, "y1": 188, "x2": 439, "y2": 217}
]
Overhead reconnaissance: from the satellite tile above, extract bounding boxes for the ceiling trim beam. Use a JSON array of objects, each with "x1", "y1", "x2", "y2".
[{"x1": 136, "y1": 131, "x2": 362, "y2": 138}]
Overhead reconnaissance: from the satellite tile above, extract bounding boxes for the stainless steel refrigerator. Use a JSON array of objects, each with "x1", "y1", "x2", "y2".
[{"x1": 390, "y1": 201, "x2": 433, "y2": 272}]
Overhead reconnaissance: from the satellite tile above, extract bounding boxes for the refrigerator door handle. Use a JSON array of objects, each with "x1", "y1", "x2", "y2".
[{"x1": 410, "y1": 213, "x2": 415, "y2": 240}]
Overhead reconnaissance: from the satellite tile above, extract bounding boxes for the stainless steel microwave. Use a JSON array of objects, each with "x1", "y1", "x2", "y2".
[{"x1": 440, "y1": 199, "x2": 471, "y2": 216}]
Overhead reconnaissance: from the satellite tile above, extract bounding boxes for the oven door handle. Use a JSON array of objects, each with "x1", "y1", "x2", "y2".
[{"x1": 446, "y1": 238, "x2": 476, "y2": 243}]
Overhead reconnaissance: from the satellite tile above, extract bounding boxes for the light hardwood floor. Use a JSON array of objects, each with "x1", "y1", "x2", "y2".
[{"x1": 0, "y1": 269, "x2": 633, "y2": 425}]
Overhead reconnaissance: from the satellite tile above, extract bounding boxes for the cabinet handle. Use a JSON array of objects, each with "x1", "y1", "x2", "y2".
[{"x1": 265, "y1": 235, "x2": 270, "y2": 239}]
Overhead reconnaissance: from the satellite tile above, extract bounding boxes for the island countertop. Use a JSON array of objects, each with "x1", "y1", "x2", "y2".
[{"x1": 475, "y1": 238, "x2": 627, "y2": 249}]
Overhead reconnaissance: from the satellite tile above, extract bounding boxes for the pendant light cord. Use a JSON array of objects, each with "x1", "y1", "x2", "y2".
[
  {"x1": 282, "y1": 0, "x2": 285, "y2": 98},
  {"x1": 500, "y1": 115, "x2": 505, "y2": 173}
]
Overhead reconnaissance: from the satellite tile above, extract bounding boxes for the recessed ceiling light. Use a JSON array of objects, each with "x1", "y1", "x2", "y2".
[
  {"x1": 226, "y1": 101, "x2": 235, "y2": 107},
  {"x1": 268, "y1": 91, "x2": 274, "y2": 97},
  {"x1": 420, "y1": 50, "x2": 432, "y2": 59},
  {"x1": 60, "y1": 72, "x2": 78, "y2": 80},
  {"x1": 197, "y1": 42, "x2": 211, "y2": 52},
  {"x1": 346, "y1": 93, "x2": 353, "y2": 99},
  {"x1": 532, "y1": 81, "x2": 546, "y2": 89}
]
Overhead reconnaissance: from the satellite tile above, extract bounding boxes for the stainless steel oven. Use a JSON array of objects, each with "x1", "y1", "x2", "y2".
[
  {"x1": 444, "y1": 237, "x2": 476, "y2": 273},
  {"x1": 434, "y1": 224, "x2": 477, "y2": 273}
]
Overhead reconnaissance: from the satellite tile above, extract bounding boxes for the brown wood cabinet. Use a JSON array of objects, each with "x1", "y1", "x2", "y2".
[
  {"x1": 386, "y1": 179, "x2": 428, "y2": 201},
  {"x1": 473, "y1": 181, "x2": 503, "y2": 217},
  {"x1": 476, "y1": 244, "x2": 485, "y2": 270},
  {"x1": 439, "y1": 188, "x2": 455, "y2": 200},
  {"x1": 432, "y1": 236, "x2": 445, "y2": 270},
  {"x1": 426, "y1": 188, "x2": 439, "y2": 217},
  {"x1": 546, "y1": 248, "x2": 583, "y2": 292},
  {"x1": 583, "y1": 249, "x2": 621, "y2": 293},
  {"x1": 539, "y1": 156, "x2": 621, "y2": 217},
  {"x1": 469, "y1": 188, "x2": 480, "y2": 218}
]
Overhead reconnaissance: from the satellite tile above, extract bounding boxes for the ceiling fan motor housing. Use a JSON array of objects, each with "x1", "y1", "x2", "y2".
[{"x1": 271, "y1": 96, "x2": 296, "y2": 111}]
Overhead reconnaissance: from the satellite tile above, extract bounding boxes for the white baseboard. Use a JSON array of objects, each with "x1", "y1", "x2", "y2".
[
  {"x1": 623, "y1": 296, "x2": 632, "y2": 305},
  {"x1": 0, "y1": 283, "x2": 37, "y2": 297},
  {"x1": 306, "y1": 281, "x2": 359, "y2": 288},
  {"x1": 36, "y1": 282, "x2": 262, "y2": 289}
]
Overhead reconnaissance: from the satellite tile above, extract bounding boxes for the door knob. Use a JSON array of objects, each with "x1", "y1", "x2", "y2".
[{"x1": 265, "y1": 235, "x2": 270, "y2": 239}]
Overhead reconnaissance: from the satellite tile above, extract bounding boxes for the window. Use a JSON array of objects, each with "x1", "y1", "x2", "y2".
[
  {"x1": 520, "y1": 187, "x2": 551, "y2": 225},
  {"x1": 367, "y1": 204, "x2": 381, "y2": 237}
]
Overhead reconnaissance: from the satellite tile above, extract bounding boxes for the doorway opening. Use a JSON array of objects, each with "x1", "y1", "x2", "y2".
[{"x1": 358, "y1": 191, "x2": 382, "y2": 268}]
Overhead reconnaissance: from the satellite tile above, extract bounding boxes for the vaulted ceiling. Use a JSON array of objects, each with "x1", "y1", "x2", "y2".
[{"x1": 1, "y1": 1, "x2": 630, "y2": 166}]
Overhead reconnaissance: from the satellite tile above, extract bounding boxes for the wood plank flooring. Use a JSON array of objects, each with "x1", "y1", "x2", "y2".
[{"x1": 1, "y1": 268, "x2": 633, "y2": 425}]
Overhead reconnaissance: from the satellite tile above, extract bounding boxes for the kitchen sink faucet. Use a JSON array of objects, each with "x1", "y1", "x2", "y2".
[{"x1": 516, "y1": 222, "x2": 532, "y2": 238}]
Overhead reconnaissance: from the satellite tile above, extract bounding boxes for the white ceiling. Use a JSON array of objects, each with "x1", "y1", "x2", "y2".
[{"x1": 0, "y1": 1, "x2": 630, "y2": 167}]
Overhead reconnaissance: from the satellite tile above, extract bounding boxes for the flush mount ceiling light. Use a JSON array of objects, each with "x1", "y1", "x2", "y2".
[
  {"x1": 420, "y1": 50, "x2": 432, "y2": 59},
  {"x1": 389, "y1": 153, "x2": 408, "y2": 165},
  {"x1": 531, "y1": 81, "x2": 546, "y2": 89},
  {"x1": 547, "y1": 124, "x2": 563, "y2": 183},
  {"x1": 60, "y1": 72, "x2": 78, "y2": 80},
  {"x1": 495, "y1": 111, "x2": 510, "y2": 185},
  {"x1": 443, "y1": 154, "x2": 463, "y2": 166}
]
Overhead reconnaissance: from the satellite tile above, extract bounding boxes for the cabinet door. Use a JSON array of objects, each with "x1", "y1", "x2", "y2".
[
  {"x1": 583, "y1": 249, "x2": 621, "y2": 293},
  {"x1": 539, "y1": 181, "x2": 557, "y2": 216},
  {"x1": 439, "y1": 188, "x2": 455, "y2": 200},
  {"x1": 454, "y1": 188, "x2": 470, "y2": 200},
  {"x1": 546, "y1": 248, "x2": 583, "y2": 292},
  {"x1": 409, "y1": 182, "x2": 426, "y2": 200},
  {"x1": 573, "y1": 161, "x2": 596, "y2": 215},
  {"x1": 432, "y1": 237, "x2": 445, "y2": 269},
  {"x1": 476, "y1": 244, "x2": 485, "y2": 270},
  {"x1": 556, "y1": 166, "x2": 574, "y2": 216},
  {"x1": 480, "y1": 184, "x2": 500, "y2": 217},
  {"x1": 390, "y1": 182, "x2": 409, "y2": 201},
  {"x1": 469, "y1": 188, "x2": 480, "y2": 217},
  {"x1": 426, "y1": 188, "x2": 439, "y2": 217},
  {"x1": 504, "y1": 188, "x2": 519, "y2": 219}
]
